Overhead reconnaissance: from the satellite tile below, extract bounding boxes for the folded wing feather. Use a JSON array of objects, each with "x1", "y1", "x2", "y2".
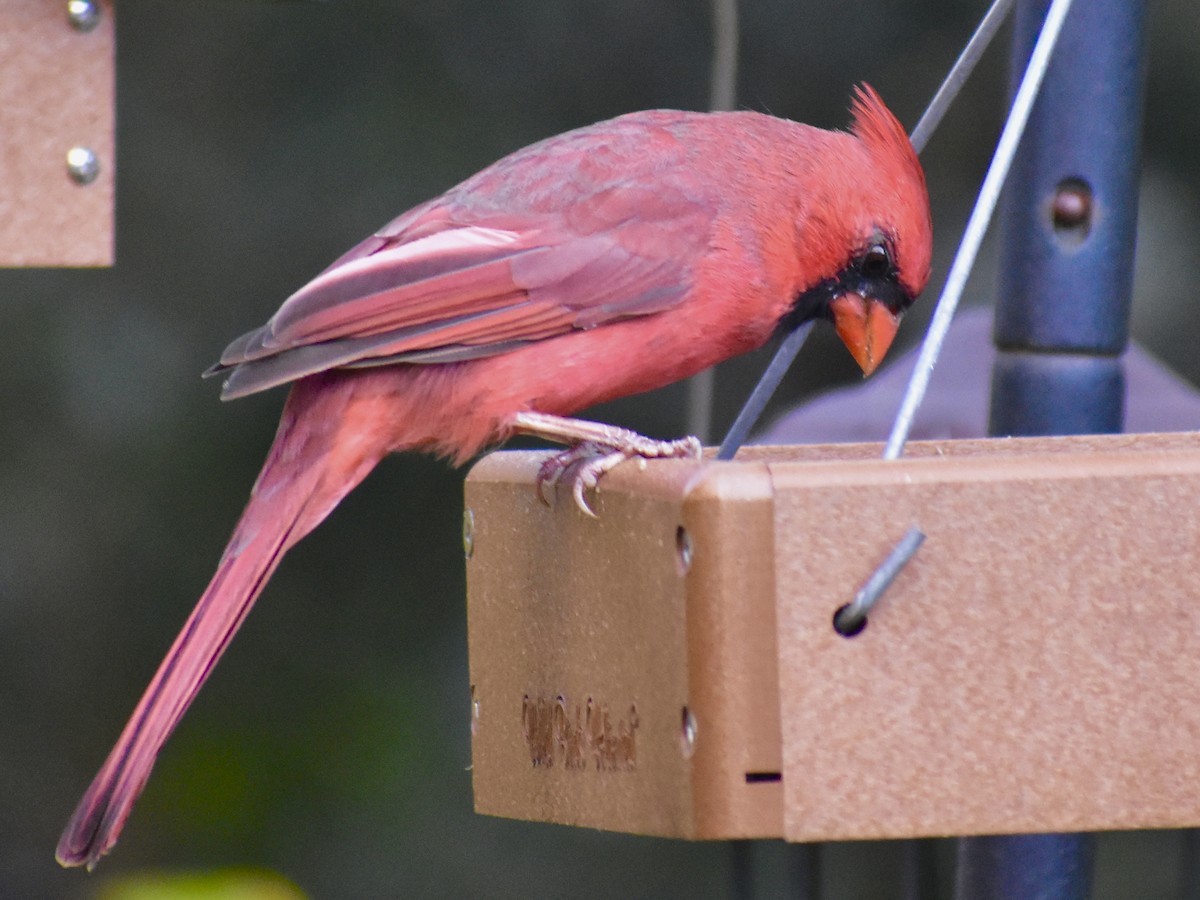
[{"x1": 211, "y1": 190, "x2": 710, "y2": 400}]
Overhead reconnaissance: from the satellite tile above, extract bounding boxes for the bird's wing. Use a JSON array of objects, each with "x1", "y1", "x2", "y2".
[{"x1": 212, "y1": 178, "x2": 712, "y2": 400}]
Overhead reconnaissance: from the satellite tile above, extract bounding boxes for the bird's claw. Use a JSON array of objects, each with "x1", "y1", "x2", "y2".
[
  {"x1": 534, "y1": 433, "x2": 703, "y2": 516},
  {"x1": 535, "y1": 442, "x2": 601, "y2": 507}
]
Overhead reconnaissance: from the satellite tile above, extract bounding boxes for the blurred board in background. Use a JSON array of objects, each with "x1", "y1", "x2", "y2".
[{"x1": 0, "y1": 0, "x2": 114, "y2": 267}]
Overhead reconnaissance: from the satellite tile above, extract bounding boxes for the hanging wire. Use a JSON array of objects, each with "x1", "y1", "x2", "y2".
[
  {"x1": 831, "y1": 0, "x2": 1078, "y2": 638},
  {"x1": 909, "y1": 0, "x2": 1015, "y2": 155},
  {"x1": 716, "y1": 0, "x2": 1015, "y2": 460},
  {"x1": 686, "y1": 0, "x2": 741, "y2": 445},
  {"x1": 883, "y1": 0, "x2": 1076, "y2": 459},
  {"x1": 717, "y1": 324, "x2": 814, "y2": 459}
]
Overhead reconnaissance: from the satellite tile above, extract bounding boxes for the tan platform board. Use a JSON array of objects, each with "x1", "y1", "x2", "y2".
[{"x1": 466, "y1": 434, "x2": 1200, "y2": 842}]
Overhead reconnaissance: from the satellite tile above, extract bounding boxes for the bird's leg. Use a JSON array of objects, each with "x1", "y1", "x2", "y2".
[{"x1": 509, "y1": 411, "x2": 703, "y2": 516}]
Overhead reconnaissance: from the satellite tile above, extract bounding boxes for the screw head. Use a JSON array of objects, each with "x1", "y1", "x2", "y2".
[
  {"x1": 675, "y1": 526, "x2": 693, "y2": 575},
  {"x1": 67, "y1": 0, "x2": 101, "y2": 32},
  {"x1": 462, "y1": 508, "x2": 475, "y2": 560},
  {"x1": 680, "y1": 706, "x2": 697, "y2": 758},
  {"x1": 66, "y1": 147, "x2": 99, "y2": 185}
]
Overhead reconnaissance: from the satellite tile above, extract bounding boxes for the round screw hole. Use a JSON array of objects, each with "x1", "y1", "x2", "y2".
[{"x1": 833, "y1": 604, "x2": 868, "y2": 638}]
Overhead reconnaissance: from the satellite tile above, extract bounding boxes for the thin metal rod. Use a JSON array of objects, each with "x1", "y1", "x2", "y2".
[
  {"x1": 833, "y1": 527, "x2": 925, "y2": 635},
  {"x1": 716, "y1": 323, "x2": 813, "y2": 460},
  {"x1": 709, "y1": 0, "x2": 739, "y2": 113},
  {"x1": 882, "y1": 0, "x2": 1076, "y2": 461},
  {"x1": 909, "y1": 0, "x2": 1016, "y2": 155},
  {"x1": 716, "y1": 0, "x2": 1013, "y2": 459},
  {"x1": 687, "y1": 0, "x2": 740, "y2": 443}
]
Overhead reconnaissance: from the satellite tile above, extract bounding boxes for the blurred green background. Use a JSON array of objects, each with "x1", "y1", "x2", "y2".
[{"x1": 7, "y1": 1, "x2": 1200, "y2": 897}]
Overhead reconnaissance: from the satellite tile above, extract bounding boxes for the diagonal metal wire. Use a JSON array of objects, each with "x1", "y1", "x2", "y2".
[
  {"x1": 717, "y1": 0, "x2": 1015, "y2": 459},
  {"x1": 835, "y1": 0, "x2": 1076, "y2": 641},
  {"x1": 883, "y1": 0, "x2": 1076, "y2": 460},
  {"x1": 910, "y1": 0, "x2": 1015, "y2": 155},
  {"x1": 717, "y1": 323, "x2": 814, "y2": 459}
]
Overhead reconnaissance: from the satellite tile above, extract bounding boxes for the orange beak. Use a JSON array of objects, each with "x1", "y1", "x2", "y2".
[{"x1": 829, "y1": 292, "x2": 900, "y2": 376}]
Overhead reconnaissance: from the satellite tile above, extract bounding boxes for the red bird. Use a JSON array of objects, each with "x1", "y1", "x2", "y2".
[{"x1": 57, "y1": 84, "x2": 931, "y2": 868}]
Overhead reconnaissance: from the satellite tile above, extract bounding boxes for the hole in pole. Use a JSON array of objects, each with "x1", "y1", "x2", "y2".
[{"x1": 1049, "y1": 177, "x2": 1093, "y2": 246}]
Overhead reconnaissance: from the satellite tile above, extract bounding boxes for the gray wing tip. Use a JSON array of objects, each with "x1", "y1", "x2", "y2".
[
  {"x1": 215, "y1": 366, "x2": 273, "y2": 402},
  {"x1": 213, "y1": 343, "x2": 351, "y2": 401}
]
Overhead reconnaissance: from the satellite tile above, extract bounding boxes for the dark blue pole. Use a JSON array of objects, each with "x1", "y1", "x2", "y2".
[
  {"x1": 955, "y1": 834, "x2": 1096, "y2": 900},
  {"x1": 989, "y1": 0, "x2": 1146, "y2": 438},
  {"x1": 966, "y1": 0, "x2": 1147, "y2": 897}
]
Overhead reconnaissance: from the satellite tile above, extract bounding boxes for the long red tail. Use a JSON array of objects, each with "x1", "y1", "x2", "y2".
[{"x1": 57, "y1": 376, "x2": 387, "y2": 869}]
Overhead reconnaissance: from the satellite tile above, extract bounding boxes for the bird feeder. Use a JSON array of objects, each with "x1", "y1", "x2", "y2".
[{"x1": 465, "y1": 436, "x2": 1200, "y2": 841}]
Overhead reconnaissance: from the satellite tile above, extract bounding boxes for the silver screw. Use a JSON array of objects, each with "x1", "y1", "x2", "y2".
[
  {"x1": 67, "y1": 0, "x2": 101, "y2": 32},
  {"x1": 462, "y1": 508, "x2": 475, "y2": 560},
  {"x1": 680, "y1": 706, "x2": 697, "y2": 758},
  {"x1": 675, "y1": 526, "x2": 693, "y2": 574},
  {"x1": 66, "y1": 147, "x2": 100, "y2": 185}
]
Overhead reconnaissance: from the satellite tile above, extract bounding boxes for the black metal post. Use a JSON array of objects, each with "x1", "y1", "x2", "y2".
[{"x1": 965, "y1": 0, "x2": 1147, "y2": 897}]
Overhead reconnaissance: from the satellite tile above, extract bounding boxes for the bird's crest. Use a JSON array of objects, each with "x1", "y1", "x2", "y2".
[
  {"x1": 848, "y1": 83, "x2": 920, "y2": 178},
  {"x1": 848, "y1": 83, "x2": 932, "y2": 293}
]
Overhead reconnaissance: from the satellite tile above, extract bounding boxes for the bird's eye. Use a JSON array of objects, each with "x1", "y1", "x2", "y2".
[{"x1": 861, "y1": 242, "x2": 891, "y2": 279}]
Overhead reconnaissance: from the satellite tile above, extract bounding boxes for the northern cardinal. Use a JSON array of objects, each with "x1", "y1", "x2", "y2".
[{"x1": 57, "y1": 84, "x2": 931, "y2": 868}]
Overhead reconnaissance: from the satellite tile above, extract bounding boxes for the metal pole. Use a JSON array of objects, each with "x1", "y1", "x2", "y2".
[
  {"x1": 988, "y1": 0, "x2": 1146, "y2": 438},
  {"x1": 961, "y1": 0, "x2": 1147, "y2": 897},
  {"x1": 956, "y1": 834, "x2": 1096, "y2": 900}
]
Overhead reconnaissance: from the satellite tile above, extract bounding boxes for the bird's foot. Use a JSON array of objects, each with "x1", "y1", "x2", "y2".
[
  {"x1": 535, "y1": 444, "x2": 636, "y2": 516},
  {"x1": 511, "y1": 412, "x2": 702, "y2": 517}
]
